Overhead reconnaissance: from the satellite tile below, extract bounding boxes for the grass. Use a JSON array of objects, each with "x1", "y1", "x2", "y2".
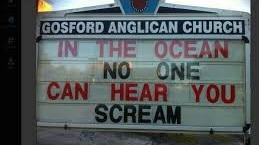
[
  {"x1": 78, "y1": 131, "x2": 235, "y2": 144},
  {"x1": 209, "y1": 134, "x2": 233, "y2": 143},
  {"x1": 166, "y1": 133, "x2": 200, "y2": 145}
]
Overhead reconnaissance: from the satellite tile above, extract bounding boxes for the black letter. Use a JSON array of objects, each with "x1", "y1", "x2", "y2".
[
  {"x1": 124, "y1": 105, "x2": 136, "y2": 123},
  {"x1": 157, "y1": 62, "x2": 169, "y2": 80},
  {"x1": 187, "y1": 62, "x2": 200, "y2": 80},
  {"x1": 104, "y1": 62, "x2": 116, "y2": 79},
  {"x1": 171, "y1": 63, "x2": 184, "y2": 80},
  {"x1": 167, "y1": 106, "x2": 181, "y2": 124},
  {"x1": 153, "y1": 105, "x2": 166, "y2": 123},
  {"x1": 139, "y1": 105, "x2": 151, "y2": 123},
  {"x1": 118, "y1": 61, "x2": 130, "y2": 79},
  {"x1": 110, "y1": 104, "x2": 122, "y2": 123},
  {"x1": 95, "y1": 104, "x2": 108, "y2": 122}
]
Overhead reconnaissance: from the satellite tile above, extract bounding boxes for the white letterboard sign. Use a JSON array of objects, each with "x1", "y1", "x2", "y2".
[{"x1": 36, "y1": 15, "x2": 250, "y2": 133}]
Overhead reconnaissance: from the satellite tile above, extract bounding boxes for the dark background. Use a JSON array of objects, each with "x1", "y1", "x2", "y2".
[{"x1": 21, "y1": 0, "x2": 258, "y2": 145}]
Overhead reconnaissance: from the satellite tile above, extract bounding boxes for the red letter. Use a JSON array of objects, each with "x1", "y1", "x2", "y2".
[
  {"x1": 58, "y1": 41, "x2": 63, "y2": 57},
  {"x1": 215, "y1": 40, "x2": 228, "y2": 58},
  {"x1": 191, "y1": 85, "x2": 204, "y2": 102},
  {"x1": 139, "y1": 83, "x2": 152, "y2": 101},
  {"x1": 96, "y1": 40, "x2": 108, "y2": 57},
  {"x1": 110, "y1": 41, "x2": 122, "y2": 57},
  {"x1": 221, "y1": 85, "x2": 235, "y2": 104},
  {"x1": 126, "y1": 83, "x2": 138, "y2": 101},
  {"x1": 47, "y1": 81, "x2": 60, "y2": 100},
  {"x1": 206, "y1": 84, "x2": 219, "y2": 103},
  {"x1": 169, "y1": 40, "x2": 183, "y2": 58},
  {"x1": 154, "y1": 40, "x2": 167, "y2": 58},
  {"x1": 58, "y1": 40, "x2": 78, "y2": 57},
  {"x1": 199, "y1": 40, "x2": 212, "y2": 58},
  {"x1": 75, "y1": 82, "x2": 88, "y2": 100},
  {"x1": 111, "y1": 83, "x2": 124, "y2": 101},
  {"x1": 184, "y1": 40, "x2": 197, "y2": 58},
  {"x1": 155, "y1": 84, "x2": 167, "y2": 101},
  {"x1": 124, "y1": 40, "x2": 136, "y2": 58},
  {"x1": 61, "y1": 82, "x2": 73, "y2": 100},
  {"x1": 65, "y1": 40, "x2": 77, "y2": 57}
]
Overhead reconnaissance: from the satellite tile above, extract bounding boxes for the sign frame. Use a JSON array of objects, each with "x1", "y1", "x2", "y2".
[{"x1": 36, "y1": 1, "x2": 250, "y2": 134}]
